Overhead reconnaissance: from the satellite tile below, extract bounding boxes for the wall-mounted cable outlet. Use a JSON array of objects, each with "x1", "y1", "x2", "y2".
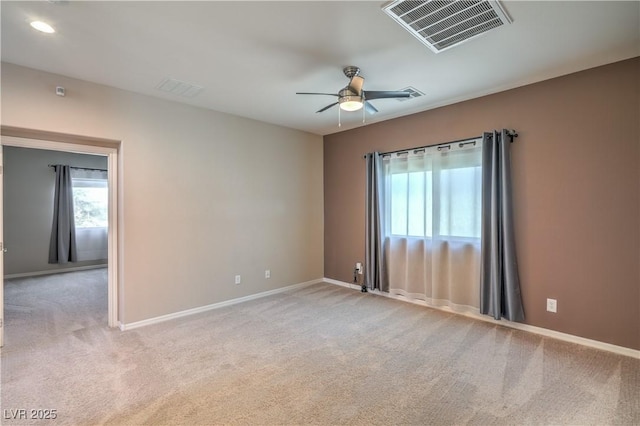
[{"x1": 546, "y1": 298, "x2": 557, "y2": 313}]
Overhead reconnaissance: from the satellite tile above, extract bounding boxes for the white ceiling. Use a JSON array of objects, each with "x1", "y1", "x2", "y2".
[{"x1": 2, "y1": 1, "x2": 639, "y2": 136}]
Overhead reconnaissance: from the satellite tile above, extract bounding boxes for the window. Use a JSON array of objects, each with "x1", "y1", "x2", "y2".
[
  {"x1": 387, "y1": 143, "x2": 482, "y2": 239},
  {"x1": 72, "y1": 178, "x2": 108, "y2": 228}
]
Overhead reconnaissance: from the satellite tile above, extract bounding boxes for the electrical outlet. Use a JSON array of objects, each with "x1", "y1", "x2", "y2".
[
  {"x1": 356, "y1": 262, "x2": 363, "y2": 274},
  {"x1": 235, "y1": 275, "x2": 241, "y2": 285},
  {"x1": 265, "y1": 270, "x2": 271, "y2": 279},
  {"x1": 546, "y1": 298, "x2": 557, "y2": 313}
]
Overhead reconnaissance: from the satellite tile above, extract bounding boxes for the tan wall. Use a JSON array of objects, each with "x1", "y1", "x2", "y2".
[
  {"x1": 324, "y1": 58, "x2": 639, "y2": 350},
  {"x1": 2, "y1": 62, "x2": 324, "y2": 324}
]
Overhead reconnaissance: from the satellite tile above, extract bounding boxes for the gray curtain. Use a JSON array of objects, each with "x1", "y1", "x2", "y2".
[
  {"x1": 480, "y1": 130, "x2": 524, "y2": 321},
  {"x1": 48, "y1": 165, "x2": 78, "y2": 264},
  {"x1": 364, "y1": 152, "x2": 387, "y2": 291}
]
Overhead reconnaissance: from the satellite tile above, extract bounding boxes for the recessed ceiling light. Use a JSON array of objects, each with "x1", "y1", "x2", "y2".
[{"x1": 30, "y1": 21, "x2": 55, "y2": 34}]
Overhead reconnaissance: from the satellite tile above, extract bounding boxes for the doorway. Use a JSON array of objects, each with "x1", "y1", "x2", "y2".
[{"x1": 0, "y1": 133, "x2": 120, "y2": 347}]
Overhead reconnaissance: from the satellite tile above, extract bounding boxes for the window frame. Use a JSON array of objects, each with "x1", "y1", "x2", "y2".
[
  {"x1": 385, "y1": 142, "x2": 483, "y2": 241},
  {"x1": 71, "y1": 176, "x2": 109, "y2": 229}
]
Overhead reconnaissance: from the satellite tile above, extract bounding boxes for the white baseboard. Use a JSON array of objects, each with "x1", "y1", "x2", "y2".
[
  {"x1": 120, "y1": 278, "x2": 324, "y2": 331},
  {"x1": 323, "y1": 278, "x2": 362, "y2": 291},
  {"x1": 4, "y1": 264, "x2": 107, "y2": 279},
  {"x1": 324, "y1": 278, "x2": 640, "y2": 360}
]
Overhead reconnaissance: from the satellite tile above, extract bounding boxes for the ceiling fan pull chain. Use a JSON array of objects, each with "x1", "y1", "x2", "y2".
[{"x1": 338, "y1": 107, "x2": 341, "y2": 127}]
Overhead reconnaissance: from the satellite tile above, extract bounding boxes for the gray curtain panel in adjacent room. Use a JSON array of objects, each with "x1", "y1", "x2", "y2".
[
  {"x1": 48, "y1": 164, "x2": 78, "y2": 264},
  {"x1": 480, "y1": 130, "x2": 524, "y2": 321},
  {"x1": 364, "y1": 152, "x2": 388, "y2": 291}
]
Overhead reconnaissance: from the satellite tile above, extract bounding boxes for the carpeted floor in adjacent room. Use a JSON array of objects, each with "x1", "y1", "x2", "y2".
[{"x1": 1, "y1": 270, "x2": 638, "y2": 425}]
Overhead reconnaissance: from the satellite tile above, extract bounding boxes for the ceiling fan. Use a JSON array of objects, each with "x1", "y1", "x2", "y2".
[{"x1": 296, "y1": 66, "x2": 410, "y2": 115}]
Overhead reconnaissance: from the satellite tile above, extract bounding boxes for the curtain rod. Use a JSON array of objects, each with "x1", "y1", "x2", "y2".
[
  {"x1": 48, "y1": 164, "x2": 107, "y2": 172},
  {"x1": 362, "y1": 129, "x2": 518, "y2": 159}
]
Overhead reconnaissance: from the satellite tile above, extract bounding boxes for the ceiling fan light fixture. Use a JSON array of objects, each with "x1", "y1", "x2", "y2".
[{"x1": 339, "y1": 95, "x2": 363, "y2": 111}]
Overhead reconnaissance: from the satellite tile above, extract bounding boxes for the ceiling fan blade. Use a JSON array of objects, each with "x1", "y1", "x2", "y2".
[
  {"x1": 296, "y1": 92, "x2": 339, "y2": 97},
  {"x1": 364, "y1": 90, "x2": 411, "y2": 100},
  {"x1": 365, "y1": 101, "x2": 378, "y2": 115},
  {"x1": 348, "y1": 75, "x2": 365, "y2": 96},
  {"x1": 316, "y1": 102, "x2": 339, "y2": 113}
]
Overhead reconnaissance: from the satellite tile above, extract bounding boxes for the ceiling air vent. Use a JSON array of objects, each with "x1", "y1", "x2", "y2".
[
  {"x1": 382, "y1": 0, "x2": 512, "y2": 53},
  {"x1": 396, "y1": 86, "x2": 425, "y2": 102},
  {"x1": 156, "y1": 77, "x2": 204, "y2": 98}
]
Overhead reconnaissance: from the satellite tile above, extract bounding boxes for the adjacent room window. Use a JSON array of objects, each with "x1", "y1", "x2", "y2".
[
  {"x1": 70, "y1": 167, "x2": 109, "y2": 262},
  {"x1": 71, "y1": 177, "x2": 108, "y2": 228}
]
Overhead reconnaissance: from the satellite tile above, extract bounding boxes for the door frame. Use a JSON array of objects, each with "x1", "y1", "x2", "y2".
[
  {"x1": 1, "y1": 132, "x2": 121, "y2": 338},
  {"x1": 0, "y1": 144, "x2": 4, "y2": 347}
]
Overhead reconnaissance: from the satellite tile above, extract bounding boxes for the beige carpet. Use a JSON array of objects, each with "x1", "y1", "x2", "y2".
[{"x1": 1, "y1": 271, "x2": 638, "y2": 425}]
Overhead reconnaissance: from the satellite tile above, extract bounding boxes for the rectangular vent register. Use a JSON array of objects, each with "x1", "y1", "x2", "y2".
[{"x1": 383, "y1": 0, "x2": 512, "y2": 53}]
